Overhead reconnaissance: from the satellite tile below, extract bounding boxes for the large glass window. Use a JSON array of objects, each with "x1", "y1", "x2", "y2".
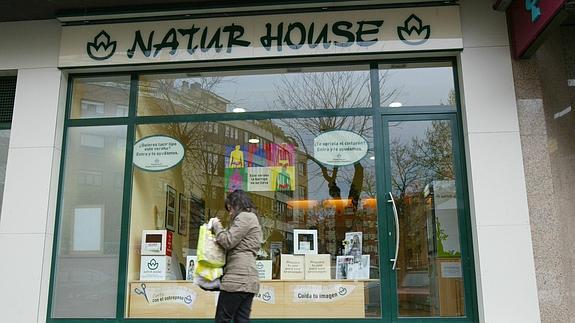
[
  {"x1": 128, "y1": 113, "x2": 381, "y2": 318},
  {"x1": 52, "y1": 60, "x2": 474, "y2": 322},
  {"x1": 379, "y1": 63, "x2": 456, "y2": 108},
  {"x1": 70, "y1": 76, "x2": 131, "y2": 119},
  {"x1": 51, "y1": 123, "x2": 127, "y2": 316},
  {"x1": 137, "y1": 66, "x2": 372, "y2": 115}
]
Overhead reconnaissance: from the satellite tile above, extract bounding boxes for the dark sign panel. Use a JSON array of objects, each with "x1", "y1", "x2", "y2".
[{"x1": 507, "y1": 0, "x2": 566, "y2": 58}]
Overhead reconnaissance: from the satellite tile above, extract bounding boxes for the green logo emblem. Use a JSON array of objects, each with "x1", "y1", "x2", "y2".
[
  {"x1": 147, "y1": 258, "x2": 159, "y2": 270},
  {"x1": 87, "y1": 30, "x2": 117, "y2": 61},
  {"x1": 397, "y1": 14, "x2": 431, "y2": 45}
]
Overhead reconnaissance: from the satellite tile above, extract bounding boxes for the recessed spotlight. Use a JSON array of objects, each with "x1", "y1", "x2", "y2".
[
  {"x1": 248, "y1": 138, "x2": 260, "y2": 144},
  {"x1": 389, "y1": 102, "x2": 403, "y2": 108},
  {"x1": 232, "y1": 107, "x2": 246, "y2": 113}
]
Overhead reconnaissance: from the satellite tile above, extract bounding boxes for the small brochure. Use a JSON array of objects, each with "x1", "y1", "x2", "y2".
[
  {"x1": 256, "y1": 260, "x2": 273, "y2": 280},
  {"x1": 343, "y1": 232, "x2": 362, "y2": 256},
  {"x1": 304, "y1": 254, "x2": 331, "y2": 280},
  {"x1": 336, "y1": 255, "x2": 370, "y2": 280},
  {"x1": 185, "y1": 255, "x2": 197, "y2": 281},
  {"x1": 280, "y1": 254, "x2": 305, "y2": 280}
]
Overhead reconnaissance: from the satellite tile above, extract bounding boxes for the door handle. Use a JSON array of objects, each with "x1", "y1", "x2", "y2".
[{"x1": 388, "y1": 192, "x2": 400, "y2": 270}]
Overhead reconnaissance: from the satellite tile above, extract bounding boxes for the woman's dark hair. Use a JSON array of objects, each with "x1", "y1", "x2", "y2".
[{"x1": 225, "y1": 190, "x2": 255, "y2": 214}]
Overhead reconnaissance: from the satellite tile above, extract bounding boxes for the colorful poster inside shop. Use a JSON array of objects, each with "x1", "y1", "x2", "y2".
[{"x1": 225, "y1": 143, "x2": 295, "y2": 192}]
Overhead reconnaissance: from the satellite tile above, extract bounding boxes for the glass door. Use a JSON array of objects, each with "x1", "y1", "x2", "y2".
[{"x1": 381, "y1": 114, "x2": 469, "y2": 320}]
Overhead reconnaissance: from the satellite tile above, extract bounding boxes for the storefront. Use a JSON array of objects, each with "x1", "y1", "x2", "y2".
[{"x1": 0, "y1": 1, "x2": 543, "y2": 323}]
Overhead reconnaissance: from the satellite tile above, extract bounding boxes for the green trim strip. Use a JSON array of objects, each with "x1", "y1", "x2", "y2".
[
  {"x1": 64, "y1": 106, "x2": 457, "y2": 128},
  {"x1": 115, "y1": 73, "x2": 139, "y2": 318}
]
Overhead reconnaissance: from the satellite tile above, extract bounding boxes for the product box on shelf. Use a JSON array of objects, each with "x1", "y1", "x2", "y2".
[
  {"x1": 141, "y1": 230, "x2": 173, "y2": 256},
  {"x1": 140, "y1": 255, "x2": 173, "y2": 280}
]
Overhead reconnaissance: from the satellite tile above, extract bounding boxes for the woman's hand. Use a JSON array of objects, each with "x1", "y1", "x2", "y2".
[{"x1": 208, "y1": 217, "x2": 221, "y2": 230}]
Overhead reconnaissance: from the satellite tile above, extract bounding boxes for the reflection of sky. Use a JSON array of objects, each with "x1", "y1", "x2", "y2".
[
  {"x1": 384, "y1": 67, "x2": 454, "y2": 106},
  {"x1": 209, "y1": 67, "x2": 453, "y2": 111},
  {"x1": 388, "y1": 120, "x2": 434, "y2": 145}
]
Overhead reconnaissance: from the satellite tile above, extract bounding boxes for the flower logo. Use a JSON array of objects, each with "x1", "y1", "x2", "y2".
[
  {"x1": 147, "y1": 258, "x2": 159, "y2": 270},
  {"x1": 397, "y1": 14, "x2": 431, "y2": 45},
  {"x1": 86, "y1": 30, "x2": 117, "y2": 61}
]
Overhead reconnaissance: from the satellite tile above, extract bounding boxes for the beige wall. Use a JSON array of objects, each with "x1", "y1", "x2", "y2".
[{"x1": 512, "y1": 26, "x2": 575, "y2": 323}]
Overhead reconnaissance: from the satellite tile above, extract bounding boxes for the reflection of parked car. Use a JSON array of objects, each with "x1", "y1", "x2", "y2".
[{"x1": 397, "y1": 271, "x2": 431, "y2": 314}]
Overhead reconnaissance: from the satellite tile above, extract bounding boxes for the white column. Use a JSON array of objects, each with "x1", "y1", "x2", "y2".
[
  {"x1": 0, "y1": 68, "x2": 66, "y2": 323},
  {"x1": 459, "y1": 1, "x2": 541, "y2": 322}
]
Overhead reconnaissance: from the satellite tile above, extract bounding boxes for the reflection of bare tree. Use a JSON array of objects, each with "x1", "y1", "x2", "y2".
[
  {"x1": 413, "y1": 121, "x2": 454, "y2": 181},
  {"x1": 139, "y1": 78, "x2": 229, "y2": 218},
  {"x1": 390, "y1": 137, "x2": 421, "y2": 197},
  {"x1": 273, "y1": 71, "x2": 395, "y2": 211},
  {"x1": 390, "y1": 120, "x2": 454, "y2": 196}
]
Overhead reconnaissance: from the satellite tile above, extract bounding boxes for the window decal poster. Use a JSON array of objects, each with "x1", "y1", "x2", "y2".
[{"x1": 225, "y1": 143, "x2": 295, "y2": 192}]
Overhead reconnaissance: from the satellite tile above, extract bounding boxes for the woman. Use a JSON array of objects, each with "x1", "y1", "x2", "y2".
[{"x1": 211, "y1": 190, "x2": 262, "y2": 323}]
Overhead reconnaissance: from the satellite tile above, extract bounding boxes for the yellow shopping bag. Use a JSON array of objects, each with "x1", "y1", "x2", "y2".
[
  {"x1": 196, "y1": 223, "x2": 226, "y2": 268},
  {"x1": 194, "y1": 261, "x2": 223, "y2": 281}
]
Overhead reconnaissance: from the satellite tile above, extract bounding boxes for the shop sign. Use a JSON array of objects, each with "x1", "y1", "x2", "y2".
[
  {"x1": 133, "y1": 136, "x2": 185, "y2": 172},
  {"x1": 507, "y1": 0, "x2": 567, "y2": 58},
  {"x1": 313, "y1": 130, "x2": 368, "y2": 166},
  {"x1": 59, "y1": 6, "x2": 462, "y2": 67}
]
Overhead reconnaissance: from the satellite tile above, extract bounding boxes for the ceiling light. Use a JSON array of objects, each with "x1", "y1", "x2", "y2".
[
  {"x1": 248, "y1": 138, "x2": 260, "y2": 144},
  {"x1": 232, "y1": 107, "x2": 246, "y2": 113},
  {"x1": 369, "y1": 156, "x2": 375, "y2": 160},
  {"x1": 389, "y1": 102, "x2": 403, "y2": 108}
]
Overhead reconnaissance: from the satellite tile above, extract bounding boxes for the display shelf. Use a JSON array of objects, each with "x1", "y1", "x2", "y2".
[{"x1": 129, "y1": 279, "x2": 368, "y2": 318}]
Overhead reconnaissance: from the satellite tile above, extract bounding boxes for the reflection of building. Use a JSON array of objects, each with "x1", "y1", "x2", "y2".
[
  {"x1": 137, "y1": 79, "x2": 309, "y2": 254},
  {"x1": 393, "y1": 180, "x2": 462, "y2": 316}
]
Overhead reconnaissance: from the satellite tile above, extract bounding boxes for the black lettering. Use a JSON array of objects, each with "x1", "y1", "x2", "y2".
[
  {"x1": 200, "y1": 27, "x2": 223, "y2": 53},
  {"x1": 178, "y1": 26, "x2": 201, "y2": 55},
  {"x1": 222, "y1": 24, "x2": 251, "y2": 53},
  {"x1": 356, "y1": 20, "x2": 383, "y2": 46},
  {"x1": 332, "y1": 21, "x2": 354, "y2": 47},
  {"x1": 127, "y1": 30, "x2": 155, "y2": 58},
  {"x1": 285, "y1": 22, "x2": 306, "y2": 49},
  {"x1": 308, "y1": 23, "x2": 330, "y2": 49},
  {"x1": 153, "y1": 28, "x2": 180, "y2": 57},
  {"x1": 260, "y1": 23, "x2": 284, "y2": 51}
]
